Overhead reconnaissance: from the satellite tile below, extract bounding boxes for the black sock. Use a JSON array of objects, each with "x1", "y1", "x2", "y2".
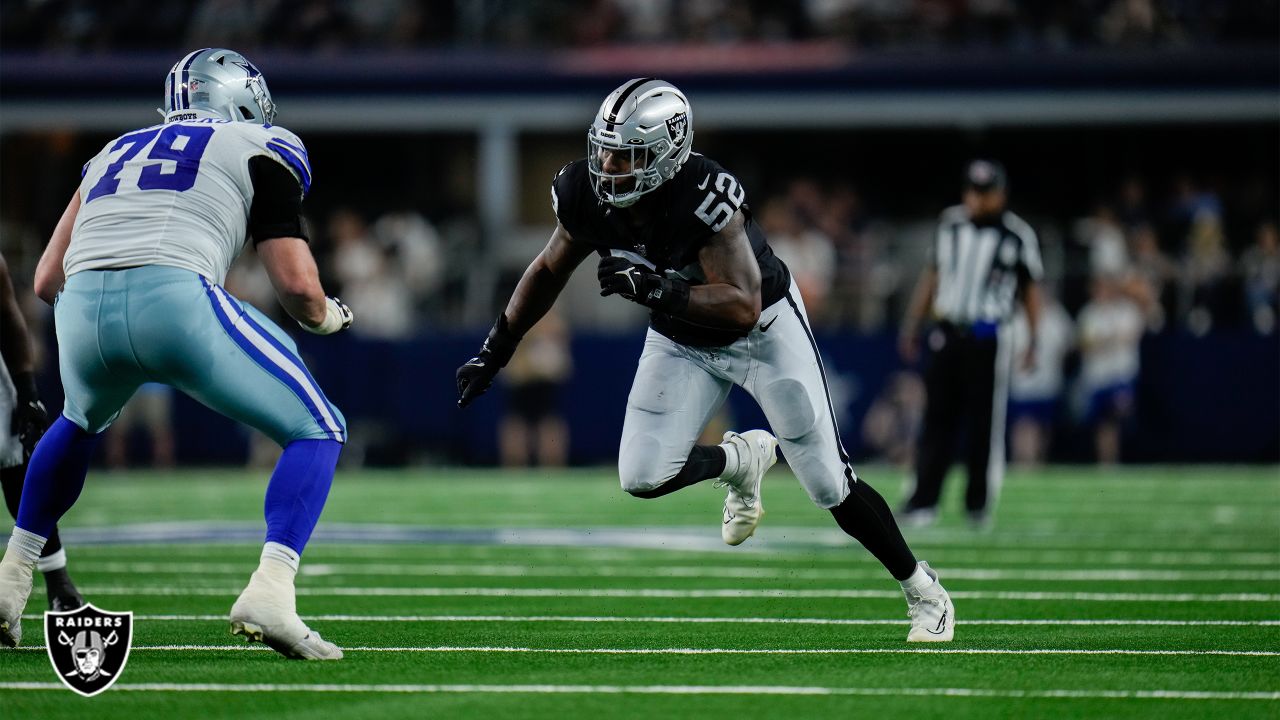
[
  {"x1": 628, "y1": 445, "x2": 727, "y2": 499},
  {"x1": 43, "y1": 566, "x2": 76, "y2": 592},
  {"x1": 43, "y1": 566, "x2": 84, "y2": 610},
  {"x1": 830, "y1": 478, "x2": 918, "y2": 581},
  {"x1": 0, "y1": 463, "x2": 23, "y2": 519},
  {"x1": 41, "y1": 527, "x2": 63, "y2": 557}
]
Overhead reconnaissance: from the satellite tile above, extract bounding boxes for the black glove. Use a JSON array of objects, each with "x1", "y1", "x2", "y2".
[
  {"x1": 597, "y1": 256, "x2": 690, "y2": 315},
  {"x1": 456, "y1": 315, "x2": 520, "y2": 408},
  {"x1": 10, "y1": 372, "x2": 48, "y2": 461}
]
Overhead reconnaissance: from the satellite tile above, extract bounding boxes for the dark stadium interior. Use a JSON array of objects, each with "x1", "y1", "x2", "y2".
[
  {"x1": 1, "y1": 3, "x2": 1278, "y2": 717},
  {"x1": 1, "y1": 0, "x2": 1276, "y2": 467}
]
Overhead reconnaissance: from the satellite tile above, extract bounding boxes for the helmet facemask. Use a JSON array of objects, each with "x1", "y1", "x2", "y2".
[
  {"x1": 587, "y1": 132, "x2": 672, "y2": 208},
  {"x1": 240, "y1": 72, "x2": 276, "y2": 124}
]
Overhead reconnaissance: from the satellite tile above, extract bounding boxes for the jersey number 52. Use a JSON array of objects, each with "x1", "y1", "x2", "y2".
[
  {"x1": 84, "y1": 125, "x2": 215, "y2": 204},
  {"x1": 694, "y1": 172, "x2": 745, "y2": 232}
]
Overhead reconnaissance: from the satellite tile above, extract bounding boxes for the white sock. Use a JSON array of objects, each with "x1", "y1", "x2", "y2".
[
  {"x1": 901, "y1": 562, "x2": 934, "y2": 594},
  {"x1": 36, "y1": 548, "x2": 67, "y2": 573},
  {"x1": 719, "y1": 438, "x2": 743, "y2": 480},
  {"x1": 4, "y1": 527, "x2": 47, "y2": 567},
  {"x1": 258, "y1": 541, "x2": 300, "y2": 579}
]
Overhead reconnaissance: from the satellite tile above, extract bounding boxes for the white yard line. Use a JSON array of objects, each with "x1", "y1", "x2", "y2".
[
  {"x1": 30, "y1": 522, "x2": 1275, "y2": 553},
  {"x1": 21, "y1": 613, "x2": 1278, "y2": 627},
  {"x1": 6, "y1": 645, "x2": 1278, "y2": 657},
  {"x1": 59, "y1": 544, "x2": 1280, "y2": 566},
  {"x1": 73, "y1": 586, "x2": 1280, "y2": 601},
  {"x1": 68, "y1": 562, "x2": 1280, "y2": 582},
  {"x1": 0, "y1": 681, "x2": 1275, "y2": 700}
]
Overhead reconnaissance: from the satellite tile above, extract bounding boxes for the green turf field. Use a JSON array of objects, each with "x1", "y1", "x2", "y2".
[{"x1": 1, "y1": 465, "x2": 1277, "y2": 718}]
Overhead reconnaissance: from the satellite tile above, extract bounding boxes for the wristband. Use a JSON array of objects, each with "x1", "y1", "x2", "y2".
[
  {"x1": 643, "y1": 277, "x2": 691, "y2": 316},
  {"x1": 482, "y1": 314, "x2": 521, "y2": 367}
]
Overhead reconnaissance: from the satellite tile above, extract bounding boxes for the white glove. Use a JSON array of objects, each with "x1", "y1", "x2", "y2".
[{"x1": 299, "y1": 296, "x2": 353, "y2": 335}]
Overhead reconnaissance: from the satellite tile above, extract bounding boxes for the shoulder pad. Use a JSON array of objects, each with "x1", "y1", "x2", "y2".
[
  {"x1": 676, "y1": 155, "x2": 745, "y2": 234},
  {"x1": 261, "y1": 124, "x2": 306, "y2": 148},
  {"x1": 255, "y1": 125, "x2": 312, "y2": 195},
  {"x1": 676, "y1": 153, "x2": 722, "y2": 182},
  {"x1": 551, "y1": 160, "x2": 589, "y2": 209}
]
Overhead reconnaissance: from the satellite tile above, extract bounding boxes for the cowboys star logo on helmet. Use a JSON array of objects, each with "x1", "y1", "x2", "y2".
[{"x1": 44, "y1": 603, "x2": 133, "y2": 697}]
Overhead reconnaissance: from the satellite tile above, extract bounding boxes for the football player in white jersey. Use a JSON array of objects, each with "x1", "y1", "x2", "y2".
[{"x1": 0, "y1": 49, "x2": 352, "y2": 660}]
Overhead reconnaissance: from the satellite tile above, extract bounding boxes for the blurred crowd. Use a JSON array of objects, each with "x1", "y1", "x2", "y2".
[
  {"x1": 3, "y1": 0, "x2": 1274, "y2": 53},
  {"x1": 8, "y1": 161, "x2": 1268, "y2": 344},
  {"x1": 849, "y1": 171, "x2": 1278, "y2": 466},
  {"x1": 224, "y1": 206, "x2": 474, "y2": 341},
  {"x1": 1, "y1": 158, "x2": 1271, "y2": 467},
  {"x1": 757, "y1": 172, "x2": 1279, "y2": 337},
  {"x1": 212, "y1": 171, "x2": 1275, "y2": 343},
  {"x1": 234, "y1": 163, "x2": 1278, "y2": 466}
]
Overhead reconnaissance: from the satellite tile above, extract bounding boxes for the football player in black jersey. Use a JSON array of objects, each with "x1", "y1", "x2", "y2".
[
  {"x1": 0, "y1": 254, "x2": 84, "y2": 611},
  {"x1": 457, "y1": 78, "x2": 955, "y2": 641}
]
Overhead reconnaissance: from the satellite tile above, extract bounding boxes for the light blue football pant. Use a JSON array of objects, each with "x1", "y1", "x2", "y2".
[{"x1": 55, "y1": 266, "x2": 345, "y2": 445}]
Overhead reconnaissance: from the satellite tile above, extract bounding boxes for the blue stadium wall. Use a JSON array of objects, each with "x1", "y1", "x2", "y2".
[{"x1": 37, "y1": 329, "x2": 1279, "y2": 466}]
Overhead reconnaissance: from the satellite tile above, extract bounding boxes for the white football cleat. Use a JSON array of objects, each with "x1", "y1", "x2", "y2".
[
  {"x1": 903, "y1": 561, "x2": 955, "y2": 642},
  {"x1": 229, "y1": 569, "x2": 343, "y2": 660},
  {"x1": 717, "y1": 430, "x2": 778, "y2": 546},
  {"x1": 0, "y1": 555, "x2": 35, "y2": 648}
]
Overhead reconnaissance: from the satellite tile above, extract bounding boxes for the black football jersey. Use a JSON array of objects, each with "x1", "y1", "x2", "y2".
[{"x1": 552, "y1": 153, "x2": 790, "y2": 347}]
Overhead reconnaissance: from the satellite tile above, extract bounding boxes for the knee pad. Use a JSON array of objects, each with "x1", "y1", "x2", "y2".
[
  {"x1": 618, "y1": 433, "x2": 681, "y2": 494},
  {"x1": 761, "y1": 379, "x2": 818, "y2": 441},
  {"x1": 63, "y1": 402, "x2": 120, "y2": 436},
  {"x1": 787, "y1": 449, "x2": 850, "y2": 509}
]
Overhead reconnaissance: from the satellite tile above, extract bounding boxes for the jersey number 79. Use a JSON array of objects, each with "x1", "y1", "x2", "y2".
[{"x1": 84, "y1": 125, "x2": 215, "y2": 204}]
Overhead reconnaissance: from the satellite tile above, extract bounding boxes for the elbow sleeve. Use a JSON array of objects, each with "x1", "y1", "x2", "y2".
[{"x1": 248, "y1": 155, "x2": 309, "y2": 243}]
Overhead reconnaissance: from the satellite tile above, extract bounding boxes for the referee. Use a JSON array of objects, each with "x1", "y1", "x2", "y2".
[{"x1": 898, "y1": 160, "x2": 1042, "y2": 527}]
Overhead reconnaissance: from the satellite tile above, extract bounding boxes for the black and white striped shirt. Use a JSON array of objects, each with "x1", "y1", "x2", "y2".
[{"x1": 930, "y1": 206, "x2": 1042, "y2": 325}]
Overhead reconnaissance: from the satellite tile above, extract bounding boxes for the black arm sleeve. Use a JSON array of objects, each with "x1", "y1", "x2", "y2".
[{"x1": 248, "y1": 155, "x2": 309, "y2": 244}]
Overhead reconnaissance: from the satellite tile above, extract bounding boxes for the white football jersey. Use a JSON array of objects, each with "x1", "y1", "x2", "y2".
[{"x1": 66, "y1": 119, "x2": 311, "y2": 285}]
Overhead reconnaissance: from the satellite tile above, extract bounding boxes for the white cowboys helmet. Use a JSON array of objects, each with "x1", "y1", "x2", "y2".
[
  {"x1": 588, "y1": 78, "x2": 694, "y2": 207},
  {"x1": 160, "y1": 48, "x2": 276, "y2": 125}
]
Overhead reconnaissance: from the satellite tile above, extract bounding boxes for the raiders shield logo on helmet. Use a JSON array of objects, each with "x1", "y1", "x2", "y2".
[
  {"x1": 665, "y1": 112, "x2": 688, "y2": 145},
  {"x1": 45, "y1": 603, "x2": 133, "y2": 697}
]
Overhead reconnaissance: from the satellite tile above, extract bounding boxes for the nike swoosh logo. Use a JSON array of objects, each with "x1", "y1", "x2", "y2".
[
  {"x1": 758, "y1": 316, "x2": 778, "y2": 332},
  {"x1": 697, "y1": 173, "x2": 711, "y2": 191},
  {"x1": 723, "y1": 505, "x2": 735, "y2": 524},
  {"x1": 930, "y1": 610, "x2": 949, "y2": 634}
]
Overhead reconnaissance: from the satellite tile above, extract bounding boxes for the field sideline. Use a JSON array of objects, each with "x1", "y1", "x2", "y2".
[{"x1": 0, "y1": 464, "x2": 1276, "y2": 719}]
